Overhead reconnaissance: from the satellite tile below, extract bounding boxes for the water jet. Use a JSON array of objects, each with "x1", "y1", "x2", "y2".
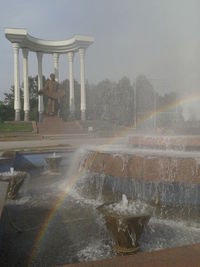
[
  {"x1": 97, "y1": 195, "x2": 151, "y2": 255},
  {"x1": 45, "y1": 152, "x2": 63, "y2": 173}
]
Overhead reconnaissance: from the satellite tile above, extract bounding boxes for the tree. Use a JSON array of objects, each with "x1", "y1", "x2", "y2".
[
  {"x1": 0, "y1": 100, "x2": 14, "y2": 122},
  {"x1": 0, "y1": 85, "x2": 17, "y2": 121},
  {"x1": 156, "y1": 92, "x2": 183, "y2": 129},
  {"x1": 135, "y1": 75, "x2": 156, "y2": 128},
  {"x1": 86, "y1": 77, "x2": 135, "y2": 125},
  {"x1": 0, "y1": 75, "x2": 46, "y2": 121},
  {"x1": 59, "y1": 78, "x2": 81, "y2": 120}
]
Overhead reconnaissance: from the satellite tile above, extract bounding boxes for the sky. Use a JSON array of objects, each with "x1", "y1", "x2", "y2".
[{"x1": 1, "y1": 0, "x2": 200, "y2": 117}]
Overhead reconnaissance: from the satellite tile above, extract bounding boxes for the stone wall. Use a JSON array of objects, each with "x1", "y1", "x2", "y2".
[
  {"x1": 82, "y1": 151, "x2": 200, "y2": 184},
  {"x1": 129, "y1": 135, "x2": 200, "y2": 151}
]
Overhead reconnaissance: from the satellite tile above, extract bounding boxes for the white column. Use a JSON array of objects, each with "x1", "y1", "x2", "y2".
[
  {"x1": 12, "y1": 43, "x2": 21, "y2": 121},
  {"x1": 153, "y1": 90, "x2": 157, "y2": 129},
  {"x1": 36, "y1": 52, "x2": 44, "y2": 122},
  {"x1": 22, "y1": 48, "x2": 29, "y2": 121},
  {"x1": 53, "y1": 53, "x2": 59, "y2": 82},
  {"x1": 134, "y1": 84, "x2": 137, "y2": 128},
  {"x1": 68, "y1": 52, "x2": 75, "y2": 116},
  {"x1": 79, "y1": 48, "x2": 86, "y2": 120}
]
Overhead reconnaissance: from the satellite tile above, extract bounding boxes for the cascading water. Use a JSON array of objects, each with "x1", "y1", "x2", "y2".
[
  {"x1": 2, "y1": 145, "x2": 200, "y2": 266},
  {"x1": 62, "y1": 143, "x2": 200, "y2": 258},
  {"x1": 74, "y1": 143, "x2": 200, "y2": 223},
  {"x1": 45, "y1": 152, "x2": 63, "y2": 173},
  {"x1": 97, "y1": 194, "x2": 152, "y2": 254}
]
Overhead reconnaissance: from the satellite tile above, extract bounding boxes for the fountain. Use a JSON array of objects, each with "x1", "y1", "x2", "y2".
[
  {"x1": 80, "y1": 137, "x2": 200, "y2": 223},
  {"x1": 1, "y1": 148, "x2": 200, "y2": 266},
  {"x1": 0, "y1": 167, "x2": 27, "y2": 199},
  {"x1": 45, "y1": 152, "x2": 63, "y2": 173},
  {"x1": 0, "y1": 150, "x2": 16, "y2": 172},
  {"x1": 97, "y1": 195, "x2": 151, "y2": 255}
]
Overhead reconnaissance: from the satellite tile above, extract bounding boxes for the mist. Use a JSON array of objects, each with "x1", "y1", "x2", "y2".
[{"x1": 1, "y1": 0, "x2": 200, "y2": 120}]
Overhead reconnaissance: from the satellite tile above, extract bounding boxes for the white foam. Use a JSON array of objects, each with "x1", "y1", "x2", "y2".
[
  {"x1": 105, "y1": 195, "x2": 152, "y2": 216},
  {"x1": 8, "y1": 196, "x2": 32, "y2": 205},
  {"x1": 77, "y1": 241, "x2": 112, "y2": 261}
]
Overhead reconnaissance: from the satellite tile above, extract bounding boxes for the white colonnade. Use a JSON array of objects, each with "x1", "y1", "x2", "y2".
[
  {"x1": 12, "y1": 43, "x2": 21, "y2": 121},
  {"x1": 5, "y1": 28, "x2": 94, "y2": 122}
]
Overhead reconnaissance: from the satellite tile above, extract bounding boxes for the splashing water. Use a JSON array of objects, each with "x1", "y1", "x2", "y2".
[{"x1": 104, "y1": 194, "x2": 153, "y2": 216}]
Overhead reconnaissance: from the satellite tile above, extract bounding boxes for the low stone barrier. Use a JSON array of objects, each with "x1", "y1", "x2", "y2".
[
  {"x1": 82, "y1": 150, "x2": 200, "y2": 184},
  {"x1": 81, "y1": 149, "x2": 200, "y2": 221},
  {"x1": 129, "y1": 135, "x2": 200, "y2": 151}
]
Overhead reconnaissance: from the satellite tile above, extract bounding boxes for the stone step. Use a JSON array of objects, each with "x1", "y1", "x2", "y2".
[
  {"x1": 37, "y1": 116, "x2": 85, "y2": 135},
  {"x1": 40, "y1": 133, "x2": 89, "y2": 139}
]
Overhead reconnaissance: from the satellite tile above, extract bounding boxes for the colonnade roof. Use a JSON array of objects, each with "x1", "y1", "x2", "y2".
[{"x1": 5, "y1": 28, "x2": 94, "y2": 54}]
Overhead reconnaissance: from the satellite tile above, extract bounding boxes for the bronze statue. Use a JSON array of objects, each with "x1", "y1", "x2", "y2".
[{"x1": 38, "y1": 73, "x2": 65, "y2": 116}]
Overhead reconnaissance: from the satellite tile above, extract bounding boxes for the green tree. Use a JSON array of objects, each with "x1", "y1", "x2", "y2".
[
  {"x1": 0, "y1": 85, "x2": 17, "y2": 121},
  {"x1": 156, "y1": 92, "x2": 183, "y2": 129},
  {"x1": 0, "y1": 75, "x2": 46, "y2": 121},
  {"x1": 59, "y1": 78, "x2": 81, "y2": 120},
  {"x1": 86, "y1": 77, "x2": 135, "y2": 125}
]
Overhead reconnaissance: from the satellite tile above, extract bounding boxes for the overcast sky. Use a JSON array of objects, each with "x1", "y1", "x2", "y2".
[{"x1": 1, "y1": 0, "x2": 200, "y2": 106}]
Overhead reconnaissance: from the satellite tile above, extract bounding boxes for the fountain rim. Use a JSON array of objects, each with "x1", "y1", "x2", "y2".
[
  {"x1": 45, "y1": 155, "x2": 63, "y2": 159},
  {"x1": 85, "y1": 146, "x2": 200, "y2": 159},
  {"x1": 97, "y1": 202, "x2": 152, "y2": 219}
]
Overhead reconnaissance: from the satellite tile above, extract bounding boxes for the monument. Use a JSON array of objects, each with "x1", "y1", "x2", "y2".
[
  {"x1": 5, "y1": 28, "x2": 94, "y2": 122},
  {"x1": 38, "y1": 73, "x2": 65, "y2": 116}
]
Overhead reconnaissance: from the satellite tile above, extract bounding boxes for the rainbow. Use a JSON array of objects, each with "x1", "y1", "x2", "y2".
[{"x1": 27, "y1": 92, "x2": 200, "y2": 265}]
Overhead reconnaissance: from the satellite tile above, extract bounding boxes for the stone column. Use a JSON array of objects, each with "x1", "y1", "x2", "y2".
[
  {"x1": 36, "y1": 52, "x2": 44, "y2": 122},
  {"x1": 79, "y1": 48, "x2": 86, "y2": 120},
  {"x1": 68, "y1": 52, "x2": 75, "y2": 116},
  {"x1": 22, "y1": 48, "x2": 29, "y2": 121},
  {"x1": 12, "y1": 43, "x2": 21, "y2": 121},
  {"x1": 53, "y1": 53, "x2": 59, "y2": 82},
  {"x1": 134, "y1": 85, "x2": 137, "y2": 128}
]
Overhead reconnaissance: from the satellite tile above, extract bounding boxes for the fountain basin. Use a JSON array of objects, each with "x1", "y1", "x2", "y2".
[
  {"x1": 0, "y1": 151, "x2": 16, "y2": 172},
  {"x1": 82, "y1": 148, "x2": 200, "y2": 184},
  {"x1": 45, "y1": 155, "x2": 63, "y2": 173},
  {"x1": 0, "y1": 171, "x2": 27, "y2": 199},
  {"x1": 0, "y1": 181, "x2": 9, "y2": 219},
  {"x1": 97, "y1": 201, "x2": 151, "y2": 255},
  {"x1": 1, "y1": 150, "x2": 200, "y2": 266},
  {"x1": 80, "y1": 147, "x2": 200, "y2": 222}
]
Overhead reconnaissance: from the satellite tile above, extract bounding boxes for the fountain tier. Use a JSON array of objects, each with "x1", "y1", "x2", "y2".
[
  {"x1": 97, "y1": 196, "x2": 151, "y2": 255},
  {"x1": 80, "y1": 145, "x2": 200, "y2": 222},
  {"x1": 0, "y1": 170, "x2": 27, "y2": 199},
  {"x1": 129, "y1": 135, "x2": 200, "y2": 151},
  {"x1": 45, "y1": 153, "x2": 63, "y2": 173},
  {"x1": 82, "y1": 148, "x2": 200, "y2": 184}
]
